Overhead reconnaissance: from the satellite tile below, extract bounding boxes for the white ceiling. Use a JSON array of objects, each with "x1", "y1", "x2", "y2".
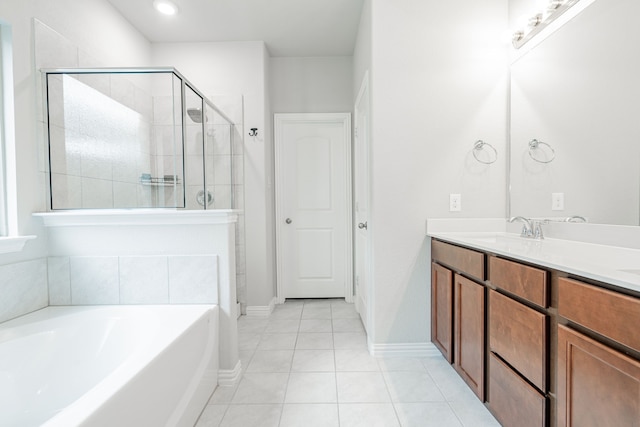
[{"x1": 107, "y1": 0, "x2": 365, "y2": 57}]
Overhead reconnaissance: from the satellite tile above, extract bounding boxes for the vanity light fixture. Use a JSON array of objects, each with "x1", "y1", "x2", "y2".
[
  {"x1": 511, "y1": 0, "x2": 581, "y2": 49},
  {"x1": 153, "y1": 0, "x2": 179, "y2": 16}
]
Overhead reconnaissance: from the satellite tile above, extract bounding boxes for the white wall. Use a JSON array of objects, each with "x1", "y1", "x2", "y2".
[
  {"x1": 152, "y1": 41, "x2": 276, "y2": 309},
  {"x1": 353, "y1": 0, "x2": 372, "y2": 100},
  {"x1": 0, "y1": 0, "x2": 151, "y2": 250},
  {"x1": 270, "y1": 56, "x2": 353, "y2": 113},
  {"x1": 0, "y1": 0, "x2": 151, "y2": 321},
  {"x1": 365, "y1": 0, "x2": 508, "y2": 345}
]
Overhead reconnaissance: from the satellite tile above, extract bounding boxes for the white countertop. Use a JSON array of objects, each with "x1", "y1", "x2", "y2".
[{"x1": 427, "y1": 222, "x2": 640, "y2": 295}]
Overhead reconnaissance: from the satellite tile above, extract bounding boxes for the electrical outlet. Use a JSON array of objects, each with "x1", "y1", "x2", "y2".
[
  {"x1": 552, "y1": 192, "x2": 565, "y2": 211},
  {"x1": 450, "y1": 194, "x2": 461, "y2": 212}
]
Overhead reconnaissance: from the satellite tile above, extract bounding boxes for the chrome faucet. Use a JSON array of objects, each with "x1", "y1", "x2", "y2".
[
  {"x1": 532, "y1": 220, "x2": 545, "y2": 240},
  {"x1": 509, "y1": 216, "x2": 533, "y2": 238}
]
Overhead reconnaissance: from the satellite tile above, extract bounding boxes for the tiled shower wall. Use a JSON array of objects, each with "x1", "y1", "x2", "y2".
[
  {"x1": 33, "y1": 20, "x2": 247, "y2": 310},
  {"x1": 211, "y1": 95, "x2": 246, "y2": 311},
  {"x1": 48, "y1": 255, "x2": 218, "y2": 305},
  {"x1": 47, "y1": 73, "x2": 155, "y2": 209},
  {"x1": 36, "y1": 19, "x2": 157, "y2": 209}
]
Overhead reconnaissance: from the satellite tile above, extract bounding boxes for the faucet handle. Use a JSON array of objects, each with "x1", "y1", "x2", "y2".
[
  {"x1": 509, "y1": 216, "x2": 533, "y2": 237},
  {"x1": 532, "y1": 220, "x2": 545, "y2": 240}
]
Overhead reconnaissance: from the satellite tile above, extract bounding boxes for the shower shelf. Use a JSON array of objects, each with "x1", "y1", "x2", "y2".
[{"x1": 139, "y1": 175, "x2": 181, "y2": 187}]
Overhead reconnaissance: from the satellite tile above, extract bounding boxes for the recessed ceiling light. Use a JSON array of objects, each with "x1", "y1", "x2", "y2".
[{"x1": 153, "y1": 0, "x2": 179, "y2": 16}]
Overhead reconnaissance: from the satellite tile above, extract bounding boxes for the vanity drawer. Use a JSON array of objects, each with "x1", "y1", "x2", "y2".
[
  {"x1": 489, "y1": 256, "x2": 548, "y2": 308},
  {"x1": 558, "y1": 277, "x2": 640, "y2": 353},
  {"x1": 488, "y1": 352, "x2": 546, "y2": 427},
  {"x1": 490, "y1": 290, "x2": 547, "y2": 391},
  {"x1": 432, "y1": 240, "x2": 485, "y2": 281}
]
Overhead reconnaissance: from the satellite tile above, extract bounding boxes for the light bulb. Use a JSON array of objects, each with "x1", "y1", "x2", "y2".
[{"x1": 153, "y1": 0, "x2": 179, "y2": 16}]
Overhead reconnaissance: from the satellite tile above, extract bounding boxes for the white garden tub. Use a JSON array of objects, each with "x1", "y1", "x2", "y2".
[{"x1": 0, "y1": 305, "x2": 218, "y2": 427}]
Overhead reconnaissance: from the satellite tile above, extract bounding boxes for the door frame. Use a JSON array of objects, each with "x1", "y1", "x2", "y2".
[
  {"x1": 274, "y1": 113, "x2": 353, "y2": 304},
  {"x1": 353, "y1": 71, "x2": 373, "y2": 332}
]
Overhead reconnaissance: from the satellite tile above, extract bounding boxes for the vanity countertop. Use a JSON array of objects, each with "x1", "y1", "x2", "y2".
[{"x1": 428, "y1": 230, "x2": 640, "y2": 295}]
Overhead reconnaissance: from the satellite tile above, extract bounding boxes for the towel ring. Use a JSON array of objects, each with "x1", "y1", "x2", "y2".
[
  {"x1": 472, "y1": 140, "x2": 498, "y2": 165},
  {"x1": 528, "y1": 139, "x2": 555, "y2": 163}
]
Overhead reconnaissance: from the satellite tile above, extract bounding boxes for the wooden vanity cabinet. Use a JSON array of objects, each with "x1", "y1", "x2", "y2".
[
  {"x1": 487, "y1": 257, "x2": 549, "y2": 427},
  {"x1": 454, "y1": 274, "x2": 485, "y2": 400},
  {"x1": 557, "y1": 325, "x2": 640, "y2": 427},
  {"x1": 431, "y1": 241, "x2": 486, "y2": 400},
  {"x1": 489, "y1": 289, "x2": 547, "y2": 391},
  {"x1": 431, "y1": 262, "x2": 454, "y2": 363},
  {"x1": 489, "y1": 352, "x2": 547, "y2": 427},
  {"x1": 431, "y1": 238, "x2": 640, "y2": 427},
  {"x1": 557, "y1": 277, "x2": 640, "y2": 427},
  {"x1": 489, "y1": 256, "x2": 548, "y2": 308}
]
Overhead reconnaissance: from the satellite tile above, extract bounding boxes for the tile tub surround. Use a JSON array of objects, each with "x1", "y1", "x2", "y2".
[
  {"x1": 0, "y1": 258, "x2": 48, "y2": 323},
  {"x1": 47, "y1": 255, "x2": 218, "y2": 305},
  {"x1": 194, "y1": 299, "x2": 500, "y2": 427},
  {"x1": 426, "y1": 218, "x2": 640, "y2": 294},
  {"x1": 35, "y1": 209, "x2": 239, "y2": 377}
]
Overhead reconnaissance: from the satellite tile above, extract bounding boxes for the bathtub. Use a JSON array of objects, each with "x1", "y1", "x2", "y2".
[{"x1": 0, "y1": 304, "x2": 219, "y2": 427}]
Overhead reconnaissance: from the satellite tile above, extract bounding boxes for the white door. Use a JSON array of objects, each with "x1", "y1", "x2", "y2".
[
  {"x1": 275, "y1": 113, "x2": 352, "y2": 301},
  {"x1": 354, "y1": 73, "x2": 371, "y2": 332}
]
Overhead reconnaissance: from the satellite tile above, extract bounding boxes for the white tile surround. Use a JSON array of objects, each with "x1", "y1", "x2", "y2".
[
  {"x1": 0, "y1": 259, "x2": 48, "y2": 324},
  {"x1": 35, "y1": 209, "x2": 239, "y2": 376},
  {"x1": 47, "y1": 255, "x2": 218, "y2": 305},
  {"x1": 195, "y1": 300, "x2": 500, "y2": 427}
]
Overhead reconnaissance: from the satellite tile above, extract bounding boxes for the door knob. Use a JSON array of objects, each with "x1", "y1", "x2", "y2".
[
  {"x1": 285, "y1": 218, "x2": 292, "y2": 224},
  {"x1": 358, "y1": 222, "x2": 368, "y2": 230}
]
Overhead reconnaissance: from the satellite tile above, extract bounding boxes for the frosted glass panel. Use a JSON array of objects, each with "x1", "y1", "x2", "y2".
[
  {"x1": 45, "y1": 68, "x2": 235, "y2": 211},
  {"x1": 46, "y1": 71, "x2": 184, "y2": 210}
]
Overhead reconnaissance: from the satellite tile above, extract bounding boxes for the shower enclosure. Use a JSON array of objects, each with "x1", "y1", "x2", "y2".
[{"x1": 42, "y1": 67, "x2": 234, "y2": 210}]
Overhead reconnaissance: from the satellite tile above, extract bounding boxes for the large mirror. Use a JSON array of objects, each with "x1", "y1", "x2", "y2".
[{"x1": 510, "y1": 0, "x2": 640, "y2": 225}]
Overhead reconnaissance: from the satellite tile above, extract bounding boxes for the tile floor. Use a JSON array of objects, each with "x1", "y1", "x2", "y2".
[{"x1": 195, "y1": 299, "x2": 501, "y2": 427}]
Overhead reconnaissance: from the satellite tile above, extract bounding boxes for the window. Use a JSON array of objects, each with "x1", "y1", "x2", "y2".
[{"x1": 0, "y1": 20, "x2": 33, "y2": 253}]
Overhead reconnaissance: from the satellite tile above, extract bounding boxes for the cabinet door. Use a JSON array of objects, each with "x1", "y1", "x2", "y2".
[
  {"x1": 558, "y1": 325, "x2": 640, "y2": 427},
  {"x1": 454, "y1": 274, "x2": 485, "y2": 400},
  {"x1": 431, "y1": 262, "x2": 453, "y2": 363},
  {"x1": 490, "y1": 290, "x2": 547, "y2": 391}
]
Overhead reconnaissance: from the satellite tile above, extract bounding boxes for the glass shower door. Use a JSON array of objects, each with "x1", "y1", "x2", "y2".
[
  {"x1": 204, "y1": 105, "x2": 233, "y2": 209},
  {"x1": 184, "y1": 84, "x2": 208, "y2": 209}
]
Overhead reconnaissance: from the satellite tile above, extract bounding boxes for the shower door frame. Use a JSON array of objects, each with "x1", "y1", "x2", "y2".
[{"x1": 41, "y1": 67, "x2": 235, "y2": 211}]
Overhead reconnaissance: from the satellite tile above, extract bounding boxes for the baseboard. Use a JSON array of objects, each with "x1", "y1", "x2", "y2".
[
  {"x1": 245, "y1": 297, "x2": 276, "y2": 317},
  {"x1": 218, "y1": 360, "x2": 242, "y2": 387},
  {"x1": 368, "y1": 341, "x2": 440, "y2": 358}
]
